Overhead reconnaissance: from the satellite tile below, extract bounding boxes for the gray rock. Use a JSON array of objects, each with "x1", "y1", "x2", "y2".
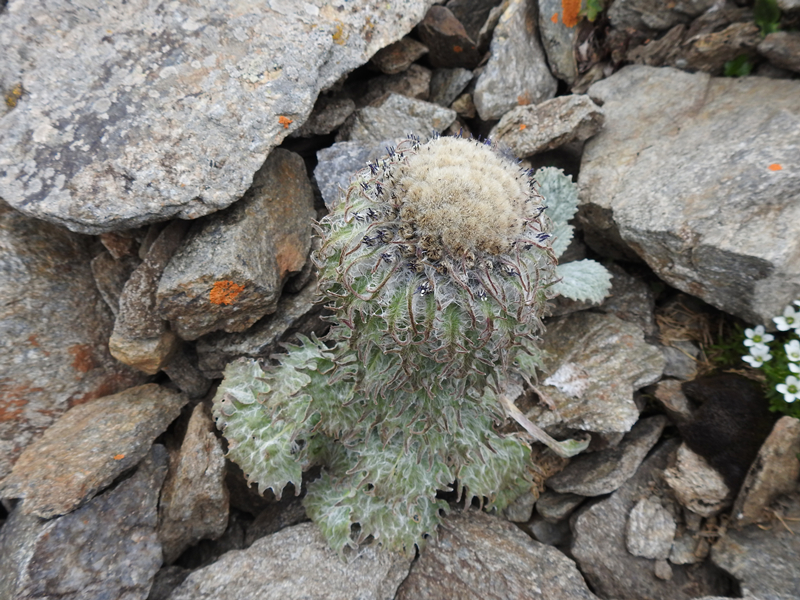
[
  {"x1": 571, "y1": 439, "x2": 731, "y2": 599},
  {"x1": 660, "y1": 341, "x2": 700, "y2": 381},
  {"x1": 580, "y1": 66, "x2": 800, "y2": 325},
  {"x1": 527, "y1": 312, "x2": 665, "y2": 436},
  {"x1": 166, "y1": 522, "x2": 412, "y2": 600},
  {"x1": 535, "y1": 490, "x2": 585, "y2": 523},
  {"x1": 473, "y1": 0, "x2": 557, "y2": 120},
  {"x1": 503, "y1": 489, "x2": 536, "y2": 522},
  {"x1": 446, "y1": 0, "x2": 504, "y2": 46},
  {"x1": 148, "y1": 566, "x2": 191, "y2": 600},
  {"x1": 731, "y1": 416, "x2": 800, "y2": 527},
  {"x1": 196, "y1": 281, "x2": 326, "y2": 378},
  {"x1": 91, "y1": 249, "x2": 140, "y2": 316},
  {"x1": 361, "y1": 64, "x2": 432, "y2": 106},
  {"x1": 524, "y1": 514, "x2": 573, "y2": 547},
  {"x1": 0, "y1": 445, "x2": 168, "y2": 600},
  {"x1": 156, "y1": 148, "x2": 315, "y2": 341},
  {"x1": 337, "y1": 93, "x2": 456, "y2": 142},
  {"x1": 712, "y1": 491, "x2": 800, "y2": 600},
  {"x1": 537, "y1": 0, "x2": 580, "y2": 85},
  {"x1": 548, "y1": 416, "x2": 667, "y2": 496},
  {"x1": 291, "y1": 95, "x2": 356, "y2": 138},
  {"x1": 0, "y1": 384, "x2": 187, "y2": 518},
  {"x1": 778, "y1": 0, "x2": 800, "y2": 9},
  {"x1": 0, "y1": 0, "x2": 437, "y2": 234},
  {"x1": 417, "y1": 5, "x2": 481, "y2": 69},
  {"x1": 664, "y1": 443, "x2": 732, "y2": 518},
  {"x1": 244, "y1": 497, "x2": 308, "y2": 546},
  {"x1": 678, "y1": 22, "x2": 761, "y2": 75},
  {"x1": 314, "y1": 138, "x2": 403, "y2": 210},
  {"x1": 490, "y1": 94, "x2": 604, "y2": 158},
  {"x1": 369, "y1": 36, "x2": 429, "y2": 75},
  {"x1": 627, "y1": 497, "x2": 677, "y2": 560},
  {"x1": 597, "y1": 263, "x2": 658, "y2": 339},
  {"x1": 109, "y1": 221, "x2": 189, "y2": 374},
  {"x1": 162, "y1": 349, "x2": 212, "y2": 399},
  {"x1": 759, "y1": 31, "x2": 800, "y2": 74},
  {"x1": 653, "y1": 379, "x2": 693, "y2": 421},
  {"x1": 429, "y1": 68, "x2": 473, "y2": 107},
  {"x1": 159, "y1": 403, "x2": 229, "y2": 564},
  {"x1": 0, "y1": 203, "x2": 145, "y2": 480},
  {"x1": 608, "y1": 0, "x2": 715, "y2": 32},
  {"x1": 451, "y1": 92, "x2": 477, "y2": 119},
  {"x1": 396, "y1": 510, "x2": 599, "y2": 600},
  {"x1": 669, "y1": 529, "x2": 710, "y2": 565}
]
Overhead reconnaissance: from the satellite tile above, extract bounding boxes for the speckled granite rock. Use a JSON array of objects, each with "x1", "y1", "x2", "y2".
[
  {"x1": 159, "y1": 403, "x2": 228, "y2": 564},
  {"x1": 0, "y1": 202, "x2": 146, "y2": 481},
  {"x1": 579, "y1": 66, "x2": 800, "y2": 325},
  {"x1": 0, "y1": 0, "x2": 436, "y2": 233},
  {"x1": 337, "y1": 93, "x2": 456, "y2": 142},
  {"x1": 396, "y1": 510, "x2": 599, "y2": 600},
  {"x1": 0, "y1": 445, "x2": 168, "y2": 600},
  {"x1": 0, "y1": 384, "x2": 186, "y2": 518},
  {"x1": 156, "y1": 148, "x2": 315, "y2": 341},
  {"x1": 473, "y1": 0, "x2": 557, "y2": 120},
  {"x1": 166, "y1": 522, "x2": 412, "y2": 600}
]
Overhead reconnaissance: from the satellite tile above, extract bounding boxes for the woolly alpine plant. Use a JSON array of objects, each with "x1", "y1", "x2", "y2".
[{"x1": 212, "y1": 134, "x2": 612, "y2": 556}]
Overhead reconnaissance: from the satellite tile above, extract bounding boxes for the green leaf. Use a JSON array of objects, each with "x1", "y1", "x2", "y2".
[
  {"x1": 552, "y1": 259, "x2": 612, "y2": 303},
  {"x1": 536, "y1": 167, "x2": 579, "y2": 259},
  {"x1": 724, "y1": 55, "x2": 754, "y2": 78},
  {"x1": 754, "y1": 0, "x2": 781, "y2": 37}
]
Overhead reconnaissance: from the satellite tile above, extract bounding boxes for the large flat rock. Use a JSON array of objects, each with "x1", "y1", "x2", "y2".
[
  {"x1": 579, "y1": 66, "x2": 800, "y2": 325},
  {"x1": 0, "y1": 0, "x2": 435, "y2": 234}
]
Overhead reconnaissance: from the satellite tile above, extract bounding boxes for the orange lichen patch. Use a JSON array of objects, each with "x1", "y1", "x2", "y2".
[
  {"x1": 69, "y1": 344, "x2": 97, "y2": 374},
  {"x1": 769, "y1": 163, "x2": 783, "y2": 171},
  {"x1": 453, "y1": 45, "x2": 463, "y2": 53},
  {"x1": 332, "y1": 21, "x2": 347, "y2": 45},
  {"x1": 210, "y1": 280, "x2": 245, "y2": 305},
  {"x1": 517, "y1": 92, "x2": 532, "y2": 106},
  {"x1": 551, "y1": 12, "x2": 559, "y2": 23},
  {"x1": 562, "y1": 0, "x2": 581, "y2": 27},
  {"x1": 113, "y1": 454, "x2": 125, "y2": 460},
  {"x1": 519, "y1": 124, "x2": 527, "y2": 131},
  {"x1": 278, "y1": 116, "x2": 293, "y2": 129},
  {"x1": 5, "y1": 83, "x2": 24, "y2": 109}
]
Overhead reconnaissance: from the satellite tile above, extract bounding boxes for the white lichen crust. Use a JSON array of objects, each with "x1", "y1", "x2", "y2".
[{"x1": 212, "y1": 135, "x2": 610, "y2": 558}]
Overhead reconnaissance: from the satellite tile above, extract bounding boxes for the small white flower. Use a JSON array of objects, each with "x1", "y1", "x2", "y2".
[
  {"x1": 776, "y1": 375, "x2": 800, "y2": 403},
  {"x1": 789, "y1": 362, "x2": 800, "y2": 374},
  {"x1": 785, "y1": 339, "x2": 800, "y2": 362},
  {"x1": 774, "y1": 305, "x2": 800, "y2": 332},
  {"x1": 742, "y1": 344, "x2": 772, "y2": 368},
  {"x1": 743, "y1": 325, "x2": 775, "y2": 347}
]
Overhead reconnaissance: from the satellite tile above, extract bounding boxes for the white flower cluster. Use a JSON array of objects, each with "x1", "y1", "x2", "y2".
[{"x1": 743, "y1": 300, "x2": 800, "y2": 403}]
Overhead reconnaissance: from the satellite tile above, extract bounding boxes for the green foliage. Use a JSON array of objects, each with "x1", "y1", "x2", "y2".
[
  {"x1": 754, "y1": 0, "x2": 781, "y2": 36},
  {"x1": 584, "y1": 0, "x2": 605, "y2": 22},
  {"x1": 724, "y1": 55, "x2": 755, "y2": 77},
  {"x1": 212, "y1": 136, "x2": 611, "y2": 556}
]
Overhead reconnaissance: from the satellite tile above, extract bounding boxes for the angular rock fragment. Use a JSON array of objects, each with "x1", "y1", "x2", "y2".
[
  {"x1": 608, "y1": 0, "x2": 715, "y2": 32},
  {"x1": 537, "y1": 0, "x2": 580, "y2": 85},
  {"x1": 109, "y1": 221, "x2": 189, "y2": 373},
  {"x1": 337, "y1": 93, "x2": 456, "y2": 142},
  {"x1": 535, "y1": 490, "x2": 585, "y2": 523},
  {"x1": 0, "y1": 384, "x2": 187, "y2": 518},
  {"x1": 626, "y1": 497, "x2": 677, "y2": 560},
  {"x1": 291, "y1": 95, "x2": 356, "y2": 138},
  {"x1": 571, "y1": 439, "x2": 732, "y2": 600},
  {"x1": 0, "y1": 0, "x2": 438, "y2": 233},
  {"x1": 758, "y1": 31, "x2": 800, "y2": 73},
  {"x1": 547, "y1": 416, "x2": 667, "y2": 496},
  {"x1": 0, "y1": 445, "x2": 168, "y2": 600},
  {"x1": 527, "y1": 312, "x2": 665, "y2": 436},
  {"x1": 157, "y1": 149, "x2": 315, "y2": 341},
  {"x1": 490, "y1": 95, "x2": 604, "y2": 158},
  {"x1": 91, "y1": 249, "x2": 140, "y2": 316},
  {"x1": 712, "y1": 492, "x2": 800, "y2": 600},
  {"x1": 396, "y1": 510, "x2": 599, "y2": 599},
  {"x1": 196, "y1": 280, "x2": 325, "y2": 378},
  {"x1": 159, "y1": 403, "x2": 228, "y2": 564},
  {"x1": 579, "y1": 65, "x2": 800, "y2": 325},
  {"x1": 361, "y1": 64, "x2": 432, "y2": 106},
  {"x1": 167, "y1": 522, "x2": 412, "y2": 600},
  {"x1": 0, "y1": 203, "x2": 146, "y2": 480},
  {"x1": 664, "y1": 443, "x2": 732, "y2": 518},
  {"x1": 473, "y1": 0, "x2": 557, "y2": 120},
  {"x1": 417, "y1": 5, "x2": 481, "y2": 69},
  {"x1": 731, "y1": 416, "x2": 800, "y2": 527},
  {"x1": 369, "y1": 36, "x2": 430, "y2": 74},
  {"x1": 428, "y1": 68, "x2": 473, "y2": 107}
]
